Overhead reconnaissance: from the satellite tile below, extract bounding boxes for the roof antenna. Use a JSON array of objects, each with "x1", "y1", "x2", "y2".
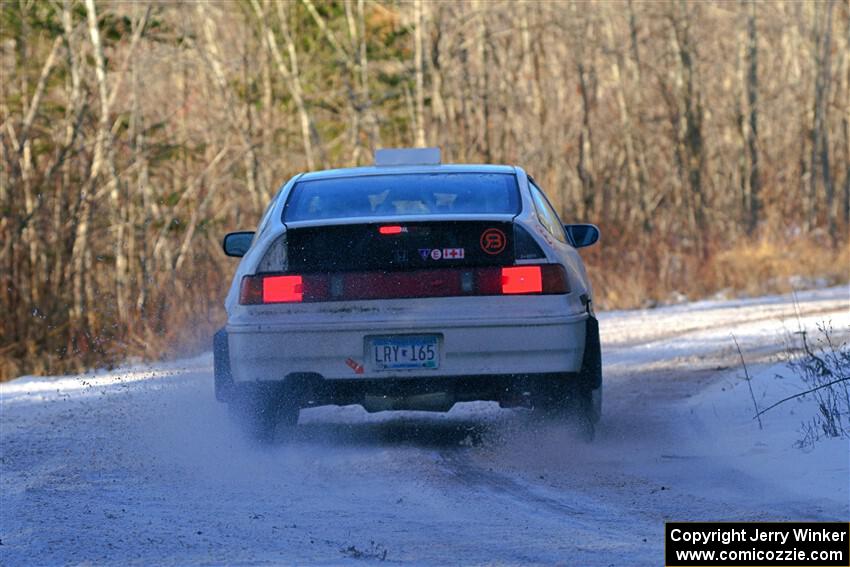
[{"x1": 374, "y1": 147, "x2": 441, "y2": 167}]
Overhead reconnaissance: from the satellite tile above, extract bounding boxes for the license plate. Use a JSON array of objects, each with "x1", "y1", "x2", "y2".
[{"x1": 370, "y1": 335, "x2": 440, "y2": 370}]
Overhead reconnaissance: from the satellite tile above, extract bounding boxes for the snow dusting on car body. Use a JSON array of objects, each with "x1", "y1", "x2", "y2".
[{"x1": 215, "y1": 148, "x2": 602, "y2": 440}]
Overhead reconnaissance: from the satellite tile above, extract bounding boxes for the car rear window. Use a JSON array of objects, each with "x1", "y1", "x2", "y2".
[{"x1": 283, "y1": 172, "x2": 520, "y2": 222}]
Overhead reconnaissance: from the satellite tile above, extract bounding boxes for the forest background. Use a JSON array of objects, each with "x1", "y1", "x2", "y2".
[{"x1": 2, "y1": 0, "x2": 848, "y2": 379}]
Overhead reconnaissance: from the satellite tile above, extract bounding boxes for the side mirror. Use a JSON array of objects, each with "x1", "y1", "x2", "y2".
[
  {"x1": 222, "y1": 231, "x2": 255, "y2": 257},
  {"x1": 564, "y1": 224, "x2": 600, "y2": 248}
]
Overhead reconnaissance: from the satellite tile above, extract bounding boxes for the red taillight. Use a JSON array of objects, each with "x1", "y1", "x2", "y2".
[
  {"x1": 263, "y1": 275, "x2": 303, "y2": 303},
  {"x1": 501, "y1": 266, "x2": 543, "y2": 294},
  {"x1": 379, "y1": 225, "x2": 404, "y2": 235},
  {"x1": 240, "y1": 275, "x2": 303, "y2": 304}
]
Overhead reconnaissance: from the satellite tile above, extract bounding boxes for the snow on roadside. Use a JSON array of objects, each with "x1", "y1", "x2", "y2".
[
  {"x1": 678, "y1": 355, "x2": 850, "y2": 513},
  {"x1": 601, "y1": 285, "x2": 850, "y2": 370},
  {"x1": 0, "y1": 354, "x2": 210, "y2": 403}
]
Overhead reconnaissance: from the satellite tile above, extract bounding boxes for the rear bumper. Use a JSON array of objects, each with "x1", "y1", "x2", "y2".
[{"x1": 225, "y1": 311, "x2": 587, "y2": 383}]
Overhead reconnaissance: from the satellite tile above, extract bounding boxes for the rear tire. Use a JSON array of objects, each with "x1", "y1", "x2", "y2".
[
  {"x1": 534, "y1": 382, "x2": 597, "y2": 441},
  {"x1": 570, "y1": 385, "x2": 599, "y2": 442},
  {"x1": 228, "y1": 384, "x2": 299, "y2": 442},
  {"x1": 213, "y1": 329, "x2": 234, "y2": 403},
  {"x1": 533, "y1": 316, "x2": 602, "y2": 441},
  {"x1": 579, "y1": 315, "x2": 603, "y2": 426}
]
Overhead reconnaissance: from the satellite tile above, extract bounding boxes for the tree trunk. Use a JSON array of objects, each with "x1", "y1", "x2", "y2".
[
  {"x1": 413, "y1": 0, "x2": 426, "y2": 147},
  {"x1": 745, "y1": 0, "x2": 761, "y2": 235},
  {"x1": 670, "y1": 1, "x2": 707, "y2": 253}
]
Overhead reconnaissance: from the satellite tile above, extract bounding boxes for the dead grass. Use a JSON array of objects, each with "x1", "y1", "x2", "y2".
[
  {"x1": 586, "y1": 232, "x2": 849, "y2": 310},
  {"x1": 0, "y1": 265, "x2": 226, "y2": 382},
  {"x1": 709, "y1": 235, "x2": 849, "y2": 298}
]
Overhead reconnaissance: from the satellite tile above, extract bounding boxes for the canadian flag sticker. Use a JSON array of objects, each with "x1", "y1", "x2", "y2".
[{"x1": 442, "y1": 248, "x2": 465, "y2": 259}]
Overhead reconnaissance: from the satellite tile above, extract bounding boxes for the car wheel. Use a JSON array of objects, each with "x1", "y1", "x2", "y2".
[
  {"x1": 228, "y1": 385, "x2": 299, "y2": 442},
  {"x1": 570, "y1": 385, "x2": 599, "y2": 441},
  {"x1": 533, "y1": 316, "x2": 602, "y2": 441},
  {"x1": 573, "y1": 315, "x2": 602, "y2": 439},
  {"x1": 213, "y1": 329, "x2": 234, "y2": 403},
  {"x1": 578, "y1": 315, "x2": 602, "y2": 425},
  {"x1": 534, "y1": 382, "x2": 596, "y2": 441},
  {"x1": 278, "y1": 401, "x2": 299, "y2": 428}
]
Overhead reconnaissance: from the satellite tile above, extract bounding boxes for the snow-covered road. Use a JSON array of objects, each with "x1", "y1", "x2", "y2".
[{"x1": 2, "y1": 288, "x2": 849, "y2": 565}]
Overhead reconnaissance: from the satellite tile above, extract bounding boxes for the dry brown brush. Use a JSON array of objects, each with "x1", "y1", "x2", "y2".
[{"x1": 753, "y1": 322, "x2": 850, "y2": 447}]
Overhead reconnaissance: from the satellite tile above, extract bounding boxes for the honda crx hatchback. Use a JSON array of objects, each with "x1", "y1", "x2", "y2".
[{"x1": 215, "y1": 148, "x2": 601, "y2": 440}]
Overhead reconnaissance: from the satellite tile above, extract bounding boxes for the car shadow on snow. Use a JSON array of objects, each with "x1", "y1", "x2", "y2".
[
  {"x1": 276, "y1": 413, "x2": 492, "y2": 449},
  {"x1": 262, "y1": 403, "x2": 593, "y2": 453}
]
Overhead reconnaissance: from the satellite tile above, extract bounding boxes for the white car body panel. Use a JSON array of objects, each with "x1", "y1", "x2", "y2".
[
  {"x1": 226, "y1": 295, "x2": 587, "y2": 382},
  {"x1": 223, "y1": 163, "x2": 593, "y2": 384}
]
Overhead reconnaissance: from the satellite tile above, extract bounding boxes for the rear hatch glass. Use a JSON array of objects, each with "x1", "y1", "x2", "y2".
[
  {"x1": 283, "y1": 172, "x2": 520, "y2": 222},
  {"x1": 286, "y1": 221, "x2": 515, "y2": 273}
]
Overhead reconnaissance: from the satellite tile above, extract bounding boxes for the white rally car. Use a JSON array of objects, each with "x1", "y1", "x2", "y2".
[{"x1": 214, "y1": 148, "x2": 601, "y2": 440}]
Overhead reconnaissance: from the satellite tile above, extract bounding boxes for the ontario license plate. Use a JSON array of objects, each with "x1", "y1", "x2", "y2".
[{"x1": 370, "y1": 335, "x2": 440, "y2": 370}]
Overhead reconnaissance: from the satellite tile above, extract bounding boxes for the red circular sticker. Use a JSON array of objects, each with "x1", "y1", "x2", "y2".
[{"x1": 480, "y1": 228, "x2": 507, "y2": 255}]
